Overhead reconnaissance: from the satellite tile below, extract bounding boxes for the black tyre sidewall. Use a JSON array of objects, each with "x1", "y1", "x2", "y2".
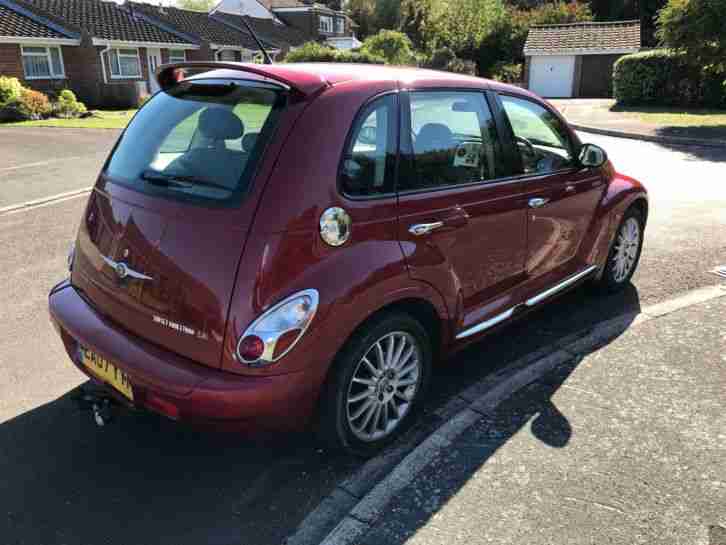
[{"x1": 320, "y1": 313, "x2": 432, "y2": 457}]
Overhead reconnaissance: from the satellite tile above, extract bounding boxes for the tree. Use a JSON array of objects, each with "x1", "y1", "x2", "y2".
[
  {"x1": 589, "y1": 0, "x2": 638, "y2": 20},
  {"x1": 176, "y1": 0, "x2": 215, "y2": 12},
  {"x1": 374, "y1": 0, "x2": 401, "y2": 30},
  {"x1": 399, "y1": 0, "x2": 434, "y2": 49},
  {"x1": 346, "y1": 0, "x2": 376, "y2": 39},
  {"x1": 639, "y1": 0, "x2": 667, "y2": 46},
  {"x1": 361, "y1": 29, "x2": 417, "y2": 65},
  {"x1": 657, "y1": 0, "x2": 726, "y2": 74}
]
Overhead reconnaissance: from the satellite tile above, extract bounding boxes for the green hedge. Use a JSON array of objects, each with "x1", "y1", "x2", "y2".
[
  {"x1": 284, "y1": 42, "x2": 385, "y2": 64},
  {"x1": 613, "y1": 49, "x2": 725, "y2": 107}
]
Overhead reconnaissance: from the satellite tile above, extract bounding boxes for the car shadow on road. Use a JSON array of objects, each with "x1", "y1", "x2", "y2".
[
  {"x1": 0, "y1": 285, "x2": 641, "y2": 545},
  {"x1": 361, "y1": 285, "x2": 643, "y2": 544},
  {"x1": 652, "y1": 133, "x2": 726, "y2": 162}
]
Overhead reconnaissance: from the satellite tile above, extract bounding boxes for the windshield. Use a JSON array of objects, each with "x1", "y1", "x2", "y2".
[{"x1": 105, "y1": 79, "x2": 285, "y2": 204}]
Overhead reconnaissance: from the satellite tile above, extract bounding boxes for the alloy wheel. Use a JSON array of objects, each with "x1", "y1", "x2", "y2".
[
  {"x1": 346, "y1": 331, "x2": 422, "y2": 442},
  {"x1": 612, "y1": 217, "x2": 641, "y2": 283}
]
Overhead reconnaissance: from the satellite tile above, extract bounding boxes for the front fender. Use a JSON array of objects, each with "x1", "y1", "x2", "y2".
[{"x1": 595, "y1": 167, "x2": 649, "y2": 275}]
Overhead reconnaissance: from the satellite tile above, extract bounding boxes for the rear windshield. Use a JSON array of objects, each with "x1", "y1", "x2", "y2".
[{"x1": 105, "y1": 79, "x2": 285, "y2": 205}]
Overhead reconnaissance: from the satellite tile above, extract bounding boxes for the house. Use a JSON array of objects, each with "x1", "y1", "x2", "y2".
[
  {"x1": 0, "y1": 0, "x2": 199, "y2": 106},
  {"x1": 523, "y1": 20, "x2": 641, "y2": 98},
  {"x1": 128, "y1": 2, "x2": 281, "y2": 63},
  {"x1": 0, "y1": 1, "x2": 81, "y2": 98},
  {"x1": 0, "y1": 0, "x2": 347, "y2": 109},
  {"x1": 213, "y1": 0, "x2": 361, "y2": 50}
]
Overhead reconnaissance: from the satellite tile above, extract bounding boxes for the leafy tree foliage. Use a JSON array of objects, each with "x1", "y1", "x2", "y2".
[
  {"x1": 283, "y1": 41, "x2": 385, "y2": 64},
  {"x1": 176, "y1": 0, "x2": 215, "y2": 12},
  {"x1": 360, "y1": 30, "x2": 417, "y2": 65},
  {"x1": 657, "y1": 0, "x2": 726, "y2": 74}
]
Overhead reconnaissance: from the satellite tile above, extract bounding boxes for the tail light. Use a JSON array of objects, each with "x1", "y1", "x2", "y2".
[{"x1": 235, "y1": 289, "x2": 319, "y2": 366}]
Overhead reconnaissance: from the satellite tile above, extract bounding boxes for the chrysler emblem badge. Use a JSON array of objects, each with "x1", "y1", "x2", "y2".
[
  {"x1": 101, "y1": 255, "x2": 153, "y2": 282},
  {"x1": 115, "y1": 262, "x2": 129, "y2": 279}
]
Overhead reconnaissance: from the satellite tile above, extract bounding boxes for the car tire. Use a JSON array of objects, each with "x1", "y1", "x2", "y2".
[
  {"x1": 594, "y1": 207, "x2": 644, "y2": 294},
  {"x1": 317, "y1": 312, "x2": 432, "y2": 457}
]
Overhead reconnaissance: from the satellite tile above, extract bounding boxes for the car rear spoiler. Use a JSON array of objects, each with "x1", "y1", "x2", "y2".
[{"x1": 156, "y1": 62, "x2": 329, "y2": 97}]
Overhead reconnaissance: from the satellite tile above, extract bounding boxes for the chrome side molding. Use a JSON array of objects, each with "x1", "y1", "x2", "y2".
[
  {"x1": 455, "y1": 305, "x2": 519, "y2": 340},
  {"x1": 455, "y1": 265, "x2": 598, "y2": 341},
  {"x1": 525, "y1": 265, "x2": 598, "y2": 307}
]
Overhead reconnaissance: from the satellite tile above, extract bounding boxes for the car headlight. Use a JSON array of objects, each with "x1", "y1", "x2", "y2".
[
  {"x1": 67, "y1": 244, "x2": 76, "y2": 272},
  {"x1": 236, "y1": 289, "x2": 319, "y2": 366}
]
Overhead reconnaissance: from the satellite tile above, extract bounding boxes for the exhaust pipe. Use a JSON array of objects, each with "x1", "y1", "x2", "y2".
[{"x1": 73, "y1": 385, "x2": 120, "y2": 427}]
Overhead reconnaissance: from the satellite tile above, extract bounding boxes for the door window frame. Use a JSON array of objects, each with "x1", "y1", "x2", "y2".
[
  {"x1": 337, "y1": 90, "x2": 401, "y2": 201},
  {"x1": 397, "y1": 88, "x2": 520, "y2": 196},
  {"x1": 493, "y1": 91, "x2": 582, "y2": 179}
]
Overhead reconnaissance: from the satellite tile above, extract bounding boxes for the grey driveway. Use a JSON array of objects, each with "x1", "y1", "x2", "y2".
[
  {"x1": 0, "y1": 127, "x2": 120, "y2": 208},
  {"x1": 0, "y1": 132, "x2": 724, "y2": 545}
]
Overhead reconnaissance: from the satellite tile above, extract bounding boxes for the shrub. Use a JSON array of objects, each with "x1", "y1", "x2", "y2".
[
  {"x1": 0, "y1": 101, "x2": 30, "y2": 122},
  {"x1": 283, "y1": 41, "x2": 385, "y2": 64},
  {"x1": 360, "y1": 30, "x2": 417, "y2": 65},
  {"x1": 489, "y1": 61, "x2": 523, "y2": 84},
  {"x1": 422, "y1": 46, "x2": 476, "y2": 75},
  {"x1": 58, "y1": 89, "x2": 77, "y2": 103},
  {"x1": 613, "y1": 49, "x2": 725, "y2": 107},
  {"x1": 52, "y1": 88, "x2": 87, "y2": 118},
  {"x1": 0, "y1": 76, "x2": 23, "y2": 105},
  {"x1": 18, "y1": 88, "x2": 51, "y2": 119}
]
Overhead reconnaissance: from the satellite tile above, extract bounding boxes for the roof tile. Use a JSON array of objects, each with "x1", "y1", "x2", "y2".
[
  {"x1": 23, "y1": 0, "x2": 192, "y2": 44},
  {"x1": 0, "y1": 4, "x2": 67, "y2": 38},
  {"x1": 524, "y1": 20, "x2": 641, "y2": 54}
]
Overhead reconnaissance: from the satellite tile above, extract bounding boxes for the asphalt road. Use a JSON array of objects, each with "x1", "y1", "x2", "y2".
[
  {"x1": 0, "y1": 127, "x2": 120, "y2": 208},
  {"x1": 0, "y1": 129, "x2": 724, "y2": 545}
]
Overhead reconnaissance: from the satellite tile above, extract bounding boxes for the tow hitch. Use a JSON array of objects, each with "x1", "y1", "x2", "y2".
[{"x1": 72, "y1": 385, "x2": 122, "y2": 427}]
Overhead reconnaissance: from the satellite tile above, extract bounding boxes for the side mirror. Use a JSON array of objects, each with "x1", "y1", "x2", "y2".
[{"x1": 579, "y1": 143, "x2": 607, "y2": 168}]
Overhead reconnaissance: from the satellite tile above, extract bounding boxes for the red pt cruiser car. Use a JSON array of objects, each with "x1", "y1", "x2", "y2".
[{"x1": 49, "y1": 63, "x2": 647, "y2": 455}]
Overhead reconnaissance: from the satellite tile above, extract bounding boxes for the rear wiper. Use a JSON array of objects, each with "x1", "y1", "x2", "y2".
[
  {"x1": 140, "y1": 171, "x2": 231, "y2": 192},
  {"x1": 140, "y1": 170, "x2": 191, "y2": 189}
]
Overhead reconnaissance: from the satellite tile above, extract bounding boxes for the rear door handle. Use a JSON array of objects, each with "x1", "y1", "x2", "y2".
[
  {"x1": 409, "y1": 221, "x2": 444, "y2": 236},
  {"x1": 528, "y1": 197, "x2": 550, "y2": 209}
]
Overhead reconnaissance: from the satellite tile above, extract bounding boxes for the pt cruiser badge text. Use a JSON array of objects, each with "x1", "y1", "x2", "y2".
[{"x1": 153, "y1": 315, "x2": 197, "y2": 337}]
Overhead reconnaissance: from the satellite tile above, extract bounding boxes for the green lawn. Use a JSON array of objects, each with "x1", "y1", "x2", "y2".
[
  {"x1": 5, "y1": 109, "x2": 138, "y2": 129},
  {"x1": 615, "y1": 106, "x2": 726, "y2": 127}
]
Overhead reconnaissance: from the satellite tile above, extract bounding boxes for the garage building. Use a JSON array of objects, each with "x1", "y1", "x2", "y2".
[{"x1": 523, "y1": 20, "x2": 641, "y2": 98}]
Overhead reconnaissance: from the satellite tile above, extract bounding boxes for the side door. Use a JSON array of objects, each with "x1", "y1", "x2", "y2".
[
  {"x1": 397, "y1": 89, "x2": 528, "y2": 339},
  {"x1": 496, "y1": 93, "x2": 606, "y2": 295}
]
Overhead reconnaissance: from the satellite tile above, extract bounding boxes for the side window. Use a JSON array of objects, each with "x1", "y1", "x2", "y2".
[
  {"x1": 500, "y1": 95, "x2": 575, "y2": 175},
  {"x1": 340, "y1": 95, "x2": 397, "y2": 197},
  {"x1": 399, "y1": 91, "x2": 502, "y2": 192}
]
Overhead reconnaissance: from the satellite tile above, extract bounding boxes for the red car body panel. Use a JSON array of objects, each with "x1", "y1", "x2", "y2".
[{"x1": 49, "y1": 63, "x2": 648, "y2": 432}]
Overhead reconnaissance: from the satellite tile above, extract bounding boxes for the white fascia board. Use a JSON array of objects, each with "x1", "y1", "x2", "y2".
[
  {"x1": 0, "y1": 36, "x2": 80, "y2": 46},
  {"x1": 524, "y1": 47, "x2": 640, "y2": 56},
  {"x1": 91, "y1": 38, "x2": 199, "y2": 49}
]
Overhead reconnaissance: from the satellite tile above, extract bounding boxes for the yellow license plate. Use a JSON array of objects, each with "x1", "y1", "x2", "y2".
[{"x1": 80, "y1": 347, "x2": 134, "y2": 401}]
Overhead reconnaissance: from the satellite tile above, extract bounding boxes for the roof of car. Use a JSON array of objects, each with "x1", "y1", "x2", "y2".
[{"x1": 179, "y1": 62, "x2": 531, "y2": 96}]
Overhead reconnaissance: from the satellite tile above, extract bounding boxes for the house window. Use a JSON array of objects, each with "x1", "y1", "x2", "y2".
[
  {"x1": 109, "y1": 48, "x2": 141, "y2": 78},
  {"x1": 335, "y1": 17, "x2": 345, "y2": 34},
  {"x1": 168, "y1": 49, "x2": 186, "y2": 63},
  {"x1": 319, "y1": 15, "x2": 334, "y2": 33},
  {"x1": 21, "y1": 45, "x2": 65, "y2": 79},
  {"x1": 218, "y1": 49, "x2": 238, "y2": 61}
]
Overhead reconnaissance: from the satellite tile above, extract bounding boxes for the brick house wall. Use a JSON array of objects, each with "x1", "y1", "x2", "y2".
[{"x1": 0, "y1": 43, "x2": 82, "y2": 97}]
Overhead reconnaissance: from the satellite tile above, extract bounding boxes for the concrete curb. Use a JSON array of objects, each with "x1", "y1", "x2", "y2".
[
  {"x1": 572, "y1": 123, "x2": 726, "y2": 148},
  {"x1": 288, "y1": 284, "x2": 726, "y2": 545},
  {"x1": 0, "y1": 188, "x2": 91, "y2": 216}
]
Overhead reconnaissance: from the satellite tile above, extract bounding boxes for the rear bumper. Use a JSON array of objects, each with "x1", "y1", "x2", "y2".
[{"x1": 48, "y1": 281, "x2": 322, "y2": 433}]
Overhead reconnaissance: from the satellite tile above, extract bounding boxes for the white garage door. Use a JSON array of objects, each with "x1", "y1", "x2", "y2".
[{"x1": 529, "y1": 55, "x2": 576, "y2": 98}]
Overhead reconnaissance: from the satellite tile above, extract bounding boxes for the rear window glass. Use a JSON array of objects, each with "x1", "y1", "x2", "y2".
[{"x1": 105, "y1": 79, "x2": 285, "y2": 204}]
